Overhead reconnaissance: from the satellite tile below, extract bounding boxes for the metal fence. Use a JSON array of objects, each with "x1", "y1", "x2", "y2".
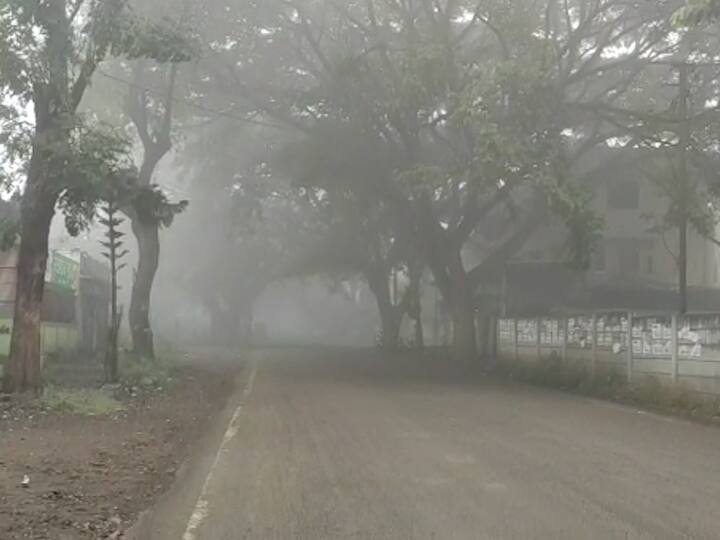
[{"x1": 496, "y1": 312, "x2": 720, "y2": 396}]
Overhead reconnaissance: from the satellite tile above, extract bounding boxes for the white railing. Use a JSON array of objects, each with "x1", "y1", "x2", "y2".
[{"x1": 496, "y1": 312, "x2": 720, "y2": 396}]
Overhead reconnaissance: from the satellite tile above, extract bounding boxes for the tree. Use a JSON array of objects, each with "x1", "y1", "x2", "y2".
[
  {"x1": 563, "y1": 13, "x2": 720, "y2": 313},
  {"x1": 277, "y1": 122, "x2": 423, "y2": 350},
  {"x1": 116, "y1": 62, "x2": 178, "y2": 360},
  {"x1": 166, "y1": 120, "x2": 321, "y2": 346},
  {"x1": 201, "y1": 0, "x2": 607, "y2": 362},
  {"x1": 98, "y1": 194, "x2": 129, "y2": 382},
  {"x1": 79, "y1": 0, "x2": 199, "y2": 361},
  {"x1": 635, "y1": 61, "x2": 720, "y2": 313},
  {"x1": 86, "y1": 63, "x2": 191, "y2": 360},
  {"x1": 172, "y1": 0, "x2": 685, "y2": 362},
  {"x1": 0, "y1": 0, "x2": 191, "y2": 393}
]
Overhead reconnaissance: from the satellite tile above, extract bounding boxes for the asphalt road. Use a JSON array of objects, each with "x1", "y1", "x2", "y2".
[{"x1": 133, "y1": 349, "x2": 720, "y2": 540}]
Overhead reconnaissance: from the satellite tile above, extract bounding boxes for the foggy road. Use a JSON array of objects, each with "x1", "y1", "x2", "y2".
[{"x1": 135, "y1": 350, "x2": 720, "y2": 540}]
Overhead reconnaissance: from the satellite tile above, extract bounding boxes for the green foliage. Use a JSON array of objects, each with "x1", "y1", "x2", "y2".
[
  {"x1": 267, "y1": 0, "x2": 599, "y2": 296},
  {"x1": 121, "y1": 354, "x2": 173, "y2": 389},
  {"x1": 55, "y1": 119, "x2": 134, "y2": 236},
  {"x1": 99, "y1": 207, "x2": 129, "y2": 267},
  {"x1": 0, "y1": 0, "x2": 193, "y2": 100},
  {"x1": 41, "y1": 386, "x2": 125, "y2": 416},
  {"x1": 276, "y1": 121, "x2": 397, "y2": 192},
  {"x1": 132, "y1": 185, "x2": 189, "y2": 228},
  {"x1": 48, "y1": 118, "x2": 188, "y2": 238},
  {"x1": 0, "y1": 0, "x2": 194, "y2": 228},
  {"x1": 108, "y1": 10, "x2": 196, "y2": 63},
  {"x1": 673, "y1": 0, "x2": 720, "y2": 25},
  {"x1": 0, "y1": 216, "x2": 20, "y2": 250},
  {"x1": 544, "y1": 177, "x2": 604, "y2": 270},
  {"x1": 0, "y1": 3, "x2": 37, "y2": 98},
  {"x1": 0, "y1": 98, "x2": 31, "y2": 189}
]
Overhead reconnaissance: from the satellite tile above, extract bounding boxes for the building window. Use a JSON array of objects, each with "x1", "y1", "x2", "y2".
[
  {"x1": 607, "y1": 179, "x2": 640, "y2": 209},
  {"x1": 646, "y1": 254, "x2": 654, "y2": 275}
]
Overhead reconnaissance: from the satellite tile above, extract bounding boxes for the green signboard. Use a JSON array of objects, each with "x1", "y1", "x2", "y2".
[{"x1": 50, "y1": 251, "x2": 80, "y2": 291}]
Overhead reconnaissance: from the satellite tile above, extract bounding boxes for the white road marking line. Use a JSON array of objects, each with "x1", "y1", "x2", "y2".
[{"x1": 182, "y1": 359, "x2": 258, "y2": 540}]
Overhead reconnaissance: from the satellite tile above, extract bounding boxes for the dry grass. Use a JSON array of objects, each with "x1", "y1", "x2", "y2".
[{"x1": 495, "y1": 357, "x2": 720, "y2": 421}]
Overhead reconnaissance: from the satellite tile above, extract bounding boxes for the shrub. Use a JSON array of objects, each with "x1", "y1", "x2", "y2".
[
  {"x1": 121, "y1": 353, "x2": 174, "y2": 390},
  {"x1": 496, "y1": 356, "x2": 720, "y2": 419}
]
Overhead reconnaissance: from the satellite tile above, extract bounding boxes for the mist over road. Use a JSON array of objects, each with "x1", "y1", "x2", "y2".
[{"x1": 137, "y1": 349, "x2": 720, "y2": 540}]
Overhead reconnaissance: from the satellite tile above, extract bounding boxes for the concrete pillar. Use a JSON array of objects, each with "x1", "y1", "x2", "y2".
[
  {"x1": 513, "y1": 318, "x2": 519, "y2": 362},
  {"x1": 591, "y1": 313, "x2": 598, "y2": 380},
  {"x1": 626, "y1": 311, "x2": 634, "y2": 383},
  {"x1": 671, "y1": 314, "x2": 679, "y2": 383}
]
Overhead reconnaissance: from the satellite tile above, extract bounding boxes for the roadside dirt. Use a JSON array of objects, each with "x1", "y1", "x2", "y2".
[{"x1": 0, "y1": 363, "x2": 238, "y2": 540}]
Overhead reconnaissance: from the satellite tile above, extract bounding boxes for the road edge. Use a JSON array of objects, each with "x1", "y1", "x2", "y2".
[{"x1": 125, "y1": 353, "x2": 258, "y2": 540}]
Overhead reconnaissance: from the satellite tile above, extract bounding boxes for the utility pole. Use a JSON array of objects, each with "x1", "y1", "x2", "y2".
[{"x1": 677, "y1": 62, "x2": 690, "y2": 314}]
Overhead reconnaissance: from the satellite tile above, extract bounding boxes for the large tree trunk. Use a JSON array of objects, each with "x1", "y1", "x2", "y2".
[
  {"x1": 367, "y1": 268, "x2": 402, "y2": 351},
  {"x1": 452, "y1": 303, "x2": 477, "y2": 365},
  {"x1": 2, "y1": 163, "x2": 56, "y2": 394},
  {"x1": 407, "y1": 270, "x2": 424, "y2": 350},
  {"x1": 125, "y1": 65, "x2": 176, "y2": 360},
  {"x1": 424, "y1": 242, "x2": 479, "y2": 364},
  {"x1": 377, "y1": 299, "x2": 402, "y2": 351},
  {"x1": 2, "y1": 0, "x2": 70, "y2": 393},
  {"x1": 129, "y1": 219, "x2": 159, "y2": 359}
]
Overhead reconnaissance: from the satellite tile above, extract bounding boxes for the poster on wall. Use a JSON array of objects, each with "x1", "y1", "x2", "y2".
[
  {"x1": 48, "y1": 251, "x2": 80, "y2": 291},
  {"x1": 517, "y1": 320, "x2": 538, "y2": 344},
  {"x1": 594, "y1": 313, "x2": 628, "y2": 352},
  {"x1": 540, "y1": 319, "x2": 562, "y2": 346},
  {"x1": 678, "y1": 316, "x2": 707, "y2": 358},
  {"x1": 632, "y1": 317, "x2": 673, "y2": 358},
  {"x1": 567, "y1": 316, "x2": 593, "y2": 348},
  {"x1": 498, "y1": 320, "x2": 515, "y2": 343}
]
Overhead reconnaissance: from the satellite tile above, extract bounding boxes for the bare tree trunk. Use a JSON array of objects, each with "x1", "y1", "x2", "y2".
[
  {"x1": 407, "y1": 268, "x2": 424, "y2": 350},
  {"x1": 378, "y1": 300, "x2": 402, "y2": 350},
  {"x1": 129, "y1": 220, "x2": 159, "y2": 359},
  {"x1": 414, "y1": 317, "x2": 425, "y2": 351},
  {"x1": 424, "y1": 243, "x2": 478, "y2": 364},
  {"x1": 452, "y1": 302, "x2": 477, "y2": 364},
  {"x1": 367, "y1": 268, "x2": 402, "y2": 351},
  {"x1": 2, "y1": 165, "x2": 56, "y2": 394}
]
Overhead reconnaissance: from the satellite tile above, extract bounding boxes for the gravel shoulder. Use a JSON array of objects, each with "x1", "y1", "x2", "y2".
[{"x1": 0, "y1": 356, "x2": 241, "y2": 540}]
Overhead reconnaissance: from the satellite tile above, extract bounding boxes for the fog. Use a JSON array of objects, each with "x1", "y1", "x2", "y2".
[
  {"x1": 5, "y1": 2, "x2": 720, "y2": 538},
  {"x1": 3, "y1": 0, "x2": 720, "y2": 376}
]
